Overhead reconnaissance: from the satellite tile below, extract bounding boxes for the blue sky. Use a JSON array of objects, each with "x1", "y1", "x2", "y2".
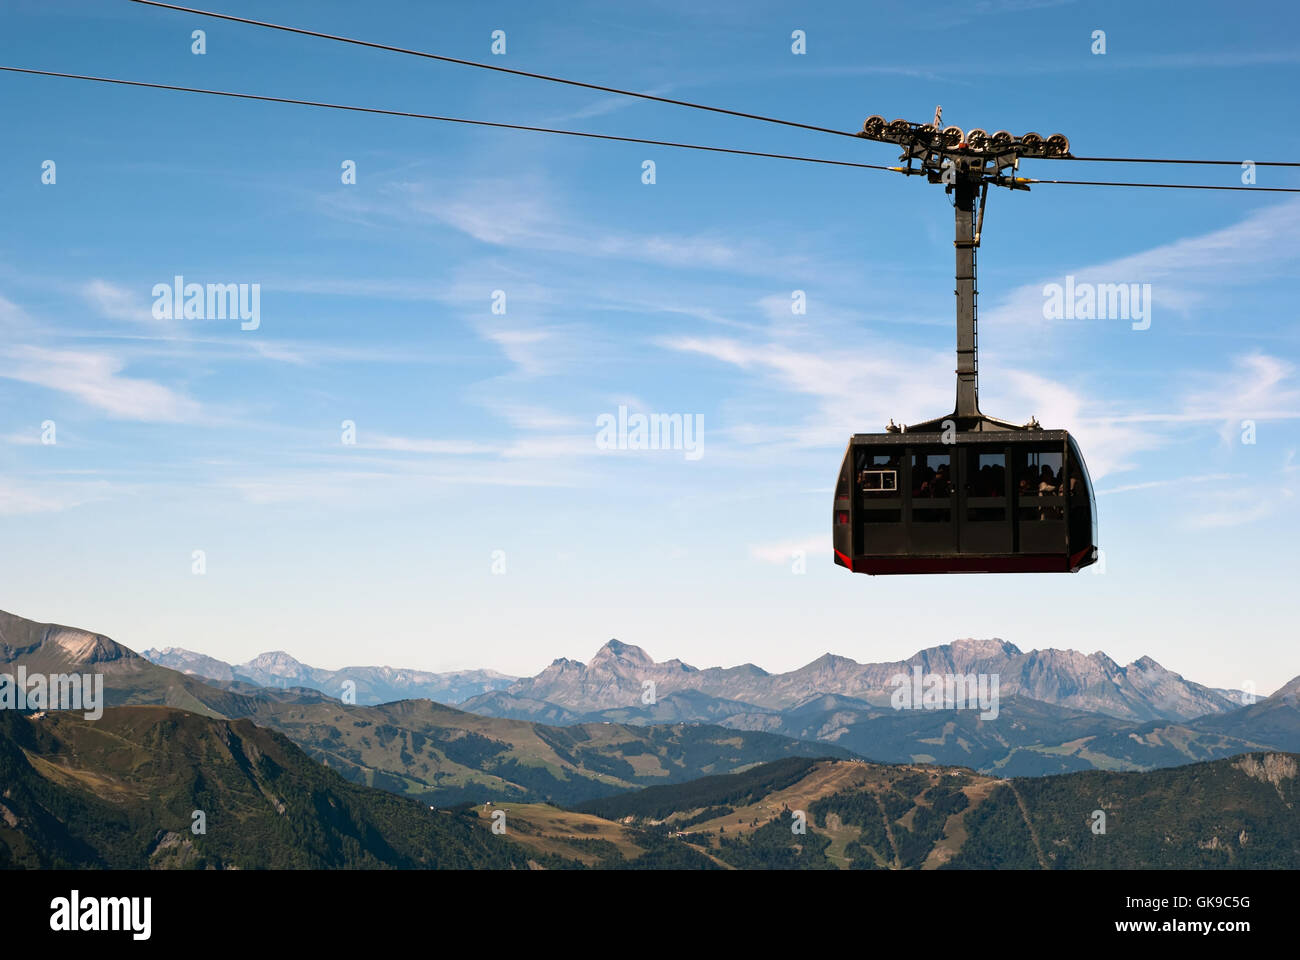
[{"x1": 1, "y1": 0, "x2": 1297, "y2": 693}]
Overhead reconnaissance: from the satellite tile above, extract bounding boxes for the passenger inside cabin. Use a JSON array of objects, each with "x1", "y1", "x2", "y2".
[
  {"x1": 1038, "y1": 465, "x2": 1059, "y2": 495},
  {"x1": 913, "y1": 462, "x2": 933, "y2": 497},
  {"x1": 933, "y1": 463, "x2": 951, "y2": 496},
  {"x1": 1038, "y1": 464, "x2": 1064, "y2": 519},
  {"x1": 858, "y1": 452, "x2": 901, "y2": 494}
]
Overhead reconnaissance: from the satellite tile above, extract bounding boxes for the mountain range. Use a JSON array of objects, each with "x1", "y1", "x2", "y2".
[
  {"x1": 143, "y1": 634, "x2": 1256, "y2": 723},
  {"x1": 7, "y1": 705, "x2": 1295, "y2": 869},
  {"x1": 1, "y1": 609, "x2": 852, "y2": 808},
  {"x1": 142, "y1": 646, "x2": 515, "y2": 706},
  {"x1": 465, "y1": 636, "x2": 1250, "y2": 722},
  {"x1": 3, "y1": 606, "x2": 1299, "y2": 870},
  {"x1": 132, "y1": 630, "x2": 1297, "y2": 777}
]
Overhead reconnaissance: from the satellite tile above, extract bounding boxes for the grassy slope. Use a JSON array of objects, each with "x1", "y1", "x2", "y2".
[
  {"x1": 0, "y1": 707, "x2": 542, "y2": 869},
  {"x1": 5, "y1": 705, "x2": 1295, "y2": 870},
  {"x1": 1, "y1": 610, "x2": 857, "y2": 808},
  {"x1": 556, "y1": 753, "x2": 1300, "y2": 870},
  {"x1": 235, "y1": 697, "x2": 856, "y2": 807}
]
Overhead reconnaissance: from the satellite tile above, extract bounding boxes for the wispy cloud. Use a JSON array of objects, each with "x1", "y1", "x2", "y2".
[
  {"x1": 81, "y1": 279, "x2": 153, "y2": 325},
  {"x1": 359, "y1": 433, "x2": 497, "y2": 455},
  {"x1": 482, "y1": 401, "x2": 583, "y2": 433},
  {"x1": 318, "y1": 176, "x2": 811, "y2": 278},
  {"x1": 986, "y1": 199, "x2": 1300, "y2": 332},
  {"x1": 0, "y1": 292, "x2": 36, "y2": 338},
  {"x1": 1183, "y1": 353, "x2": 1300, "y2": 445},
  {"x1": 1098, "y1": 473, "x2": 1244, "y2": 496},
  {"x1": 482, "y1": 327, "x2": 557, "y2": 377},
  {"x1": 1083, "y1": 353, "x2": 1300, "y2": 449},
  {"x1": 661, "y1": 332, "x2": 1160, "y2": 480},
  {"x1": 1140, "y1": 453, "x2": 1300, "y2": 530},
  {"x1": 543, "y1": 84, "x2": 678, "y2": 124},
  {"x1": 992, "y1": 369, "x2": 1156, "y2": 479},
  {"x1": 427, "y1": 180, "x2": 748, "y2": 270},
  {"x1": 1183, "y1": 490, "x2": 1291, "y2": 530},
  {"x1": 0, "y1": 345, "x2": 201, "y2": 422}
]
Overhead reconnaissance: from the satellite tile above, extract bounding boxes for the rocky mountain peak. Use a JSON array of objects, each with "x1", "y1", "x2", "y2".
[
  {"x1": 590, "y1": 639, "x2": 653, "y2": 667},
  {"x1": 1089, "y1": 650, "x2": 1122, "y2": 671},
  {"x1": 49, "y1": 628, "x2": 137, "y2": 665},
  {"x1": 800, "y1": 653, "x2": 859, "y2": 672},
  {"x1": 949, "y1": 637, "x2": 1021, "y2": 657},
  {"x1": 242, "y1": 651, "x2": 306, "y2": 674},
  {"x1": 1130, "y1": 655, "x2": 1166, "y2": 672}
]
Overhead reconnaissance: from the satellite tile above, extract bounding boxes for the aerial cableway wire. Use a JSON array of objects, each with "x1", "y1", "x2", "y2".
[
  {"x1": 1041, "y1": 156, "x2": 1299, "y2": 167},
  {"x1": 0, "y1": 66, "x2": 897, "y2": 172},
  {"x1": 125, "y1": 0, "x2": 860, "y2": 140},
  {"x1": 1019, "y1": 176, "x2": 1299, "y2": 192},
  {"x1": 2, "y1": 66, "x2": 1297, "y2": 192},
  {"x1": 127, "y1": 1, "x2": 1300, "y2": 169}
]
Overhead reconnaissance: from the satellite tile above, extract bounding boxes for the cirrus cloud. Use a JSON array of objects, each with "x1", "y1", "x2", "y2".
[{"x1": 0, "y1": 345, "x2": 201, "y2": 422}]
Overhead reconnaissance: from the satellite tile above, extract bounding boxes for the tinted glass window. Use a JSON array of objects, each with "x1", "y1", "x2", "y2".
[
  {"x1": 966, "y1": 449, "x2": 1006, "y2": 522},
  {"x1": 855, "y1": 449, "x2": 901, "y2": 523},
  {"x1": 967, "y1": 450, "x2": 1007, "y2": 498},
  {"x1": 1016, "y1": 447, "x2": 1064, "y2": 521},
  {"x1": 911, "y1": 451, "x2": 952, "y2": 498},
  {"x1": 1067, "y1": 437, "x2": 1098, "y2": 551},
  {"x1": 857, "y1": 451, "x2": 901, "y2": 495},
  {"x1": 911, "y1": 450, "x2": 951, "y2": 522}
]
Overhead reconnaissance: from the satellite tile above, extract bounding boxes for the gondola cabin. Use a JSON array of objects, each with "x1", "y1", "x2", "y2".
[
  {"x1": 830, "y1": 122, "x2": 1101, "y2": 575},
  {"x1": 833, "y1": 429, "x2": 1097, "y2": 574}
]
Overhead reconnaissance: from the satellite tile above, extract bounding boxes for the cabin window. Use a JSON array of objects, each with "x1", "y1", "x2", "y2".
[
  {"x1": 910, "y1": 451, "x2": 951, "y2": 522},
  {"x1": 856, "y1": 450, "x2": 902, "y2": 523},
  {"x1": 1016, "y1": 448, "x2": 1064, "y2": 521},
  {"x1": 1067, "y1": 437, "x2": 1097, "y2": 554},
  {"x1": 858, "y1": 452, "x2": 899, "y2": 493},
  {"x1": 966, "y1": 449, "x2": 1007, "y2": 521}
]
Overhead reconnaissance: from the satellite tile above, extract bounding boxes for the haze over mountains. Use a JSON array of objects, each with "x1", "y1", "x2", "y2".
[
  {"x1": 142, "y1": 646, "x2": 515, "y2": 706},
  {"x1": 454, "y1": 639, "x2": 1298, "y2": 776},
  {"x1": 3, "y1": 606, "x2": 1299, "y2": 870},
  {"x1": 462, "y1": 637, "x2": 1249, "y2": 723},
  {"x1": 1, "y1": 609, "x2": 852, "y2": 808},
  {"x1": 144, "y1": 634, "x2": 1252, "y2": 722},
  {"x1": 6, "y1": 606, "x2": 1300, "y2": 783},
  {"x1": 115, "y1": 619, "x2": 1300, "y2": 777}
]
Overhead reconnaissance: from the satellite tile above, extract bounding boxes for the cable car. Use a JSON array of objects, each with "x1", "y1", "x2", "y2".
[
  {"x1": 833, "y1": 424, "x2": 1098, "y2": 574},
  {"x1": 834, "y1": 124, "x2": 1098, "y2": 575}
]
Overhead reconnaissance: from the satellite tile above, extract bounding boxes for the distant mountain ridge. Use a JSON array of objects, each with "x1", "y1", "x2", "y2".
[
  {"x1": 454, "y1": 639, "x2": 1300, "y2": 777},
  {"x1": 142, "y1": 645, "x2": 516, "y2": 706},
  {"x1": 0, "y1": 608, "x2": 859, "y2": 807},
  {"x1": 468, "y1": 636, "x2": 1244, "y2": 724},
  {"x1": 2, "y1": 603, "x2": 1295, "y2": 871},
  {"x1": 0, "y1": 609, "x2": 325, "y2": 717},
  {"x1": 6, "y1": 607, "x2": 1297, "y2": 782},
  {"x1": 143, "y1": 633, "x2": 1247, "y2": 724}
]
